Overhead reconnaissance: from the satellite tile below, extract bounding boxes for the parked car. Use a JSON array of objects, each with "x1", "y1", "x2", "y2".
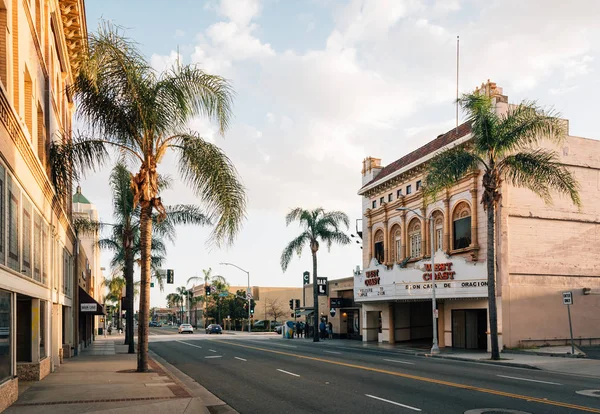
[
  {"x1": 275, "y1": 325, "x2": 283, "y2": 334},
  {"x1": 178, "y1": 324, "x2": 194, "y2": 334},
  {"x1": 272, "y1": 322, "x2": 282, "y2": 332},
  {"x1": 205, "y1": 324, "x2": 223, "y2": 334},
  {"x1": 149, "y1": 321, "x2": 162, "y2": 327}
]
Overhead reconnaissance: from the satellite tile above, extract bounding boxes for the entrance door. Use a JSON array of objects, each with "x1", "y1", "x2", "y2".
[{"x1": 452, "y1": 309, "x2": 487, "y2": 350}]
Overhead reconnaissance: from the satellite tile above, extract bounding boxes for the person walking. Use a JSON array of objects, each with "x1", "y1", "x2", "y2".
[
  {"x1": 319, "y1": 320, "x2": 327, "y2": 340},
  {"x1": 295, "y1": 321, "x2": 302, "y2": 338},
  {"x1": 327, "y1": 321, "x2": 333, "y2": 339}
]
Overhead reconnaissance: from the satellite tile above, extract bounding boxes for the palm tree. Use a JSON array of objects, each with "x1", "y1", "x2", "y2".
[
  {"x1": 425, "y1": 92, "x2": 581, "y2": 360},
  {"x1": 54, "y1": 23, "x2": 245, "y2": 371},
  {"x1": 187, "y1": 268, "x2": 227, "y2": 328},
  {"x1": 176, "y1": 286, "x2": 192, "y2": 324},
  {"x1": 280, "y1": 208, "x2": 351, "y2": 342},
  {"x1": 103, "y1": 275, "x2": 126, "y2": 330},
  {"x1": 189, "y1": 296, "x2": 204, "y2": 327}
]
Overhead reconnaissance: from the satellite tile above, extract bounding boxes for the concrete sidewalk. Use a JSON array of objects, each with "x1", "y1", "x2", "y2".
[{"x1": 6, "y1": 336, "x2": 236, "y2": 413}]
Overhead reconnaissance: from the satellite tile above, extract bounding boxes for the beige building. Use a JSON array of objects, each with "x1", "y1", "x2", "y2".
[
  {"x1": 356, "y1": 82, "x2": 600, "y2": 351},
  {"x1": 0, "y1": 0, "x2": 86, "y2": 409}
]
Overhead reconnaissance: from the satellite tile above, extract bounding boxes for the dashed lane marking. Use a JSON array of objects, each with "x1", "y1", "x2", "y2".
[
  {"x1": 235, "y1": 357, "x2": 247, "y2": 361},
  {"x1": 176, "y1": 341, "x2": 202, "y2": 349},
  {"x1": 277, "y1": 369, "x2": 300, "y2": 377},
  {"x1": 365, "y1": 394, "x2": 421, "y2": 411},
  {"x1": 497, "y1": 375, "x2": 562, "y2": 386},
  {"x1": 384, "y1": 359, "x2": 415, "y2": 365}
]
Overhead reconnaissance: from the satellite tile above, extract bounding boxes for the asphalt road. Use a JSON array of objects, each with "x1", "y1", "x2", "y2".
[{"x1": 149, "y1": 335, "x2": 600, "y2": 414}]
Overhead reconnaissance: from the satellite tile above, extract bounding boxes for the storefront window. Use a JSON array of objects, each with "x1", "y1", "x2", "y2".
[
  {"x1": 374, "y1": 230, "x2": 384, "y2": 264},
  {"x1": 453, "y1": 202, "x2": 472, "y2": 250},
  {"x1": 34, "y1": 212, "x2": 41, "y2": 282},
  {"x1": 0, "y1": 290, "x2": 11, "y2": 381},
  {"x1": 22, "y1": 198, "x2": 32, "y2": 277},
  {"x1": 40, "y1": 301, "x2": 46, "y2": 358},
  {"x1": 0, "y1": 164, "x2": 5, "y2": 266}
]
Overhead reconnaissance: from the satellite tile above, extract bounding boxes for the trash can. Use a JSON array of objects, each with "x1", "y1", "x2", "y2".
[
  {"x1": 98, "y1": 328, "x2": 103, "y2": 335},
  {"x1": 283, "y1": 321, "x2": 295, "y2": 339}
]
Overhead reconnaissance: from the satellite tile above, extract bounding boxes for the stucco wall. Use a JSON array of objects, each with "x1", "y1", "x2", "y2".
[{"x1": 0, "y1": 377, "x2": 18, "y2": 413}]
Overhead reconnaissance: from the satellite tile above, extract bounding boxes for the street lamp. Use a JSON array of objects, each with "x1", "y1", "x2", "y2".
[
  {"x1": 220, "y1": 262, "x2": 251, "y2": 333},
  {"x1": 397, "y1": 207, "x2": 440, "y2": 355}
]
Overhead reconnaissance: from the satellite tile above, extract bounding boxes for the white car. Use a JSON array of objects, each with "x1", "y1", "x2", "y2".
[{"x1": 178, "y1": 324, "x2": 194, "y2": 334}]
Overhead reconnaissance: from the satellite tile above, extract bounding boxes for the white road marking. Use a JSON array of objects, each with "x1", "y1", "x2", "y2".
[
  {"x1": 324, "y1": 350, "x2": 341, "y2": 355},
  {"x1": 209, "y1": 349, "x2": 217, "y2": 353},
  {"x1": 497, "y1": 375, "x2": 562, "y2": 385},
  {"x1": 235, "y1": 357, "x2": 247, "y2": 361},
  {"x1": 277, "y1": 369, "x2": 300, "y2": 377},
  {"x1": 272, "y1": 343, "x2": 298, "y2": 348},
  {"x1": 383, "y1": 358, "x2": 415, "y2": 365},
  {"x1": 205, "y1": 356, "x2": 222, "y2": 359},
  {"x1": 365, "y1": 394, "x2": 421, "y2": 411},
  {"x1": 176, "y1": 341, "x2": 202, "y2": 349},
  {"x1": 576, "y1": 389, "x2": 600, "y2": 398}
]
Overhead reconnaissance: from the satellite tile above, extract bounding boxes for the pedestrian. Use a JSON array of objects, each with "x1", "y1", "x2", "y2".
[
  {"x1": 328, "y1": 321, "x2": 333, "y2": 339},
  {"x1": 305, "y1": 321, "x2": 310, "y2": 338},
  {"x1": 319, "y1": 320, "x2": 327, "y2": 339},
  {"x1": 295, "y1": 321, "x2": 302, "y2": 338}
]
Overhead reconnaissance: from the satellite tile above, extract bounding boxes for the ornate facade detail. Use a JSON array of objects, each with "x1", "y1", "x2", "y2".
[
  {"x1": 374, "y1": 230, "x2": 384, "y2": 243},
  {"x1": 59, "y1": 0, "x2": 87, "y2": 72},
  {"x1": 408, "y1": 218, "x2": 421, "y2": 234},
  {"x1": 453, "y1": 202, "x2": 471, "y2": 219}
]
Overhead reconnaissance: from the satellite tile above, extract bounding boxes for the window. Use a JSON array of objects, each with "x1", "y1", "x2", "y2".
[
  {"x1": 416, "y1": 180, "x2": 422, "y2": 190},
  {"x1": 388, "y1": 193, "x2": 393, "y2": 202},
  {"x1": 374, "y1": 230, "x2": 384, "y2": 264},
  {"x1": 22, "y1": 198, "x2": 32, "y2": 277},
  {"x1": 372, "y1": 200, "x2": 376, "y2": 209},
  {"x1": 432, "y1": 212, "x2": 444, "y2": 252},
  {"x1": 0, "y1": 164, "x2": 4, "y2": 265},
  {"x1": 406, "y1": 185, "x2": 412, "y2": 195},
  {"x1": 33, "y1": 211, "x2": 41, "y2": 282},
  {"x1": 408, "y1": 219, "x2": 421, "y2": 258},
  {"x1": 0, "y1": 290, "x2": 11, "y2": 381},
  {"x1": 42, "y1": 224, "x2": 48, "y2": 285},
  {"x1": 453, "y1": 202, "x2": 472, "y2": 250},
  {"x1": 391, "y1": 227, "x2": 401, "y2": 262},
  {"x1": 7, "y1": 175, "x2": 20, "y2": 272},
  {"x1": 379, "y1": 197, "x2": 384, "y2": 205},
  {"x1": 396, "y1": 189, "x2": 402, "y2": 198}
]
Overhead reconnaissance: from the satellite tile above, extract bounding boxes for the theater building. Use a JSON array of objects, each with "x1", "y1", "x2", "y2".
[
  {"x1": 355, "y1": 82, "x2": 600, "y2": 351},
  {"x1": 0, "y1": 0, "x2": 86, "y2": 409}
]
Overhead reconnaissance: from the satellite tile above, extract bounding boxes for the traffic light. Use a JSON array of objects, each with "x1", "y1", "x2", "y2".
[
  {"x1": 289, "y1": 299, "x2": 293, "y2": 310},
  {"x1": 166, "y1": 269, "x2": 174, "y2": 284},
  {"x1": 205, "y1": 286, "x2": 211, "y2": 296},
  {"x1": 295, "y1": 299, "x2": 300, "y2": 309},
  {"x1": 250, "y1": 300, "x2": 255, "y2": 314}
]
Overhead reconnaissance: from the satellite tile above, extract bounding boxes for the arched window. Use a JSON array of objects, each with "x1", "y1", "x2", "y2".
[
  {"x1": 389, "y1": 224, "x2": 401, "y2": 262},
  {"x1": 432, "y1": 211, "x2": 444, "y2": 252},
  {"x1": 374, "y1": 229, "x2": 384, "y2": 264},
  {"x1": 408, "y1": 218, "x2": 421, "y2": 258},
  {"x1": 453, "y1": 202, "x2": 472, "y2": 250}
]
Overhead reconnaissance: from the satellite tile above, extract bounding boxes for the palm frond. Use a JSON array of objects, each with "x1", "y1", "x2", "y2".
[
  {"x1": 317, "y1": 229, "x2": 351, "y2": 251},
  {"x1": 495, "y1": 102, "x2": 566, "y2": 155},
  {"x1": 280, "y1": 232, "x2": 310, "y2": 272},
  {"x1": 175, "y1": 133, "x2": 246, "y2": 247},
  {"x1": 73, "y1": 217, "x2": 103, "y2": 236},
  {"x1": 152, "y1": 269, "x2": 166, "y2": 292},
  {"x1": 499, "y1": 149, "x2": 581, "y2": 208},
  {"x1": 424, "y1": 147, "x2": 481, "y2": 198}
]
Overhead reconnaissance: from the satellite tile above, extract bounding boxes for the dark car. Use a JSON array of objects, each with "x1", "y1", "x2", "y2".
[
  {"x1": 149, "y1": 321, "x2": 162, "y2": 327},
  {"x1": 206, "y1": 324, "x2": 223, "y2": 334}
]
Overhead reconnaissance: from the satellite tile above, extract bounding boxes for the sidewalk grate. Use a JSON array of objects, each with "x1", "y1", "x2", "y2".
[{"x1": 13, "y1": 396, "x2": 181, "y2": 406}]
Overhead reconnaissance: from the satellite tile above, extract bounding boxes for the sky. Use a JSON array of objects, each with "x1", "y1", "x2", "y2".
[{"x1": 81, "y1": 0, "x2": 600, "y2": 308}]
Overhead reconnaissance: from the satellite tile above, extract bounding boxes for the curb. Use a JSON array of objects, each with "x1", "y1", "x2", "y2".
[
  {"x1": 149, "y1": 350, "x2": 239, "y2": 413},
  {"x1": 426, "y1": 353, "x2": 540, "y2": 370},
  {"x1": 503, "y1": 349, "x2": 587, "y2": 359}
]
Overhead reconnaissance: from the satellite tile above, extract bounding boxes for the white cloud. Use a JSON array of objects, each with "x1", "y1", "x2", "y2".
[{"x1": 218, "y1": 0, "x2": 261, "y2": 26}]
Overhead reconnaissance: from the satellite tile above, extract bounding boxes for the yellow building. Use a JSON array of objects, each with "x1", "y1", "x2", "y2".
[
  {"x1": 356, "y1": 82, "x2": 600, "y2": 350},
  {"x1": 0, "y1": 0, "x2": 86, "y2": 409}
]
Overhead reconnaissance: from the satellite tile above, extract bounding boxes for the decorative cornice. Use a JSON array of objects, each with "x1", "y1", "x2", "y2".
[{"x1": 59, "y1": 0, "x2": 88, "y2": 73}]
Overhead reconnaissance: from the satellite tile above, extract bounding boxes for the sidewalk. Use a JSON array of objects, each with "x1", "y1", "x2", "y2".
[{"x1": 6, "y1": 336, "x2": 236, "y2": 413}]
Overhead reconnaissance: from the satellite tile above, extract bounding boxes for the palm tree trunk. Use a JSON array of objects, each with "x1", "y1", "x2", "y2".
[
  {"x1": 487, "y1": 204, "x2": 500, "y2": 360},
  {"x1": 312, "y1": 250, "x2": 319, "y2": 342},
  {"x1": 124, "y1": 239, "x2": 135, "y2": 354},
  {"x1": 137, "y1": 203, "x2": 153, "y2": 372}
]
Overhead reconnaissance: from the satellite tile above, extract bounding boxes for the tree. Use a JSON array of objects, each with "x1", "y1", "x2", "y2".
[
  {"x1": 280, "y1": 208, "x2": 351, "y2": 342},
  {"x1": 187, "y1": 268, "x2": 226, "y2": 328},
  {"x1": 103, "y1": 275, "x2": 126, "y2": 330},
  {"x1": 55, "y1": 24, "x2": 245, "y2": 371},
  {"x1": 189, "y1": 296, "x2": 204, "y2": 327},
  {"x1": 265, "y1": 298, "x2": 286, "y2": 325},
  {"x1": 425, "y1": 92, "x2": 581, "y2": 360}
]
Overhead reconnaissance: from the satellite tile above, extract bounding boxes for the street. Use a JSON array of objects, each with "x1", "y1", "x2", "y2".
[{"x1": 148, "y1": 331, "x2": 600, "y2": 414}]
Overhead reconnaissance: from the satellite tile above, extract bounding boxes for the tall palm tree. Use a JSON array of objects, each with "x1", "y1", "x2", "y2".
[
  {"x1": 280, "y1": 208, "x2": 351, "y2": 342},
  {"x1": 187, "y1": 268, "x2": 226, "y2": 328},
  {"x1": 425, "y1": 92, "x2": 581, "y2": 360},
  {"x1": 103, "y1": 275, "x2": 126, "y2": 330},
  {"x1": 189, "y1": 296, "x2": 204, "y2": 327},
  {"x1": 176, "y1": 286, "x2": 193, "y2": 324},
  {"x1": 54, "y1": 23, "x2": 245, "y2": 371}
]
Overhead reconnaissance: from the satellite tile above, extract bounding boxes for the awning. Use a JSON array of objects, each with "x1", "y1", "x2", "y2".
[
  {"x1": 79, "y1": 287, "x2": 105, "y2": 315},
  {"x1": 296, "y1": 309, "x2": 314, "y2": 316}
]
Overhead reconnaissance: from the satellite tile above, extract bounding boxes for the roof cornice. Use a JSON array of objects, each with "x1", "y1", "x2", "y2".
[{"x1": 59, "y1": 0, "x2": 88, "y2": 74}]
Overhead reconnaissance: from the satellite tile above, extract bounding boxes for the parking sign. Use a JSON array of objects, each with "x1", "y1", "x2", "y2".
[{"x1": 562, "y1": 291, "x2": 573, "y2": 305}]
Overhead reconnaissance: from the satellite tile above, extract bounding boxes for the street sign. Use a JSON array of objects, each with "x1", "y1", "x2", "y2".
[
  {"x1": 562, "y1": 291, "x2": 576, "y2": 354},
  {"x1": 218, "y1": 292, "x2": 229, "y2": 297},
  {"x1": 246, "y1": 292, "x2": 253, "y2": 300},
  {"x1": 303, "y1": 271, "x2": 310, "y2": 285},
  {"x1": 329, "y1": 308, "x2": 336, "y2": 317},
  {"x1": 317, "y1": 277, "x2": 328, "y2": 296},
  {"x1": 434, "y1": 309, "x2": 439, "y2": 319},
  {"x1": 563, "y1": 291, "x2": 573, "y2": 305},
  {"x1": 210, "y1": 286, "x2": 217, "y2": 294},
  {"x1": 330, "y1": 298, "x2": 342, "y2": 308}
]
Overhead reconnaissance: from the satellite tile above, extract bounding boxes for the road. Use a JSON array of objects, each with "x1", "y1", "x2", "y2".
[{"x1": 148, "y1": 330, "x2": 600, "y2": 413}]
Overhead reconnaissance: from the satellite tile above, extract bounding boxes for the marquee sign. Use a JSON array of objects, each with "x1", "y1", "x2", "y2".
[{"x1": 354, "y1": 251, "x2": 488, "y2": 302}]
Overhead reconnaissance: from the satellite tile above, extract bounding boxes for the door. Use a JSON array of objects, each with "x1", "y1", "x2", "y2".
[{"x1": 452, "y1": 309, "x2": 487, "y2": 350}]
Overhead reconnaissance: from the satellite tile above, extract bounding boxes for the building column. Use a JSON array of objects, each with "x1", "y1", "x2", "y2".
[
  {"x1": 421, "y1": 208, "x2": 429, "y2": 257},
  {"x1": 388, "y1": 304, "x2": 395, "y2": 344},
  {"x1": 400, "y1": 213, "x2": 407, "y2": 260},
  {"x1": 383, "y1": 220, "x2": 389, "y2": 265},
  {"x1": 443, "y1": 196, "x2": 451, "y2": 252},
  {"x1": 437, "y1": 302, "x2": 445, "y2": 348},
  {"x1": 368, "y1": 224, "x2": 374, "y2": 261},
  {"x1": 469, "y1": 188, "x2": 479, "y2": 249},
  {"x1": 31, "y1": 299, "x2": 40, "y2": 363}
]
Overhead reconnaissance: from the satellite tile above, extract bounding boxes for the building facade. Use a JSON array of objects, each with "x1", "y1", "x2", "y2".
[
  {"x1": 0, "y1": 0, "x2": 86, "y2": 409},
  {"x1": 356, "y1": 82, "x2": 600, "y2": 351}
]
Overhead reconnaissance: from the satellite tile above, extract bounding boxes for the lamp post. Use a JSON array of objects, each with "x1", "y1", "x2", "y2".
[
  {"x1": 220, "y1": 262, "x2": 251, "y2": 333},
  {"x1": 397, "y1": 207, "x2": 440, "y2": 354}
]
